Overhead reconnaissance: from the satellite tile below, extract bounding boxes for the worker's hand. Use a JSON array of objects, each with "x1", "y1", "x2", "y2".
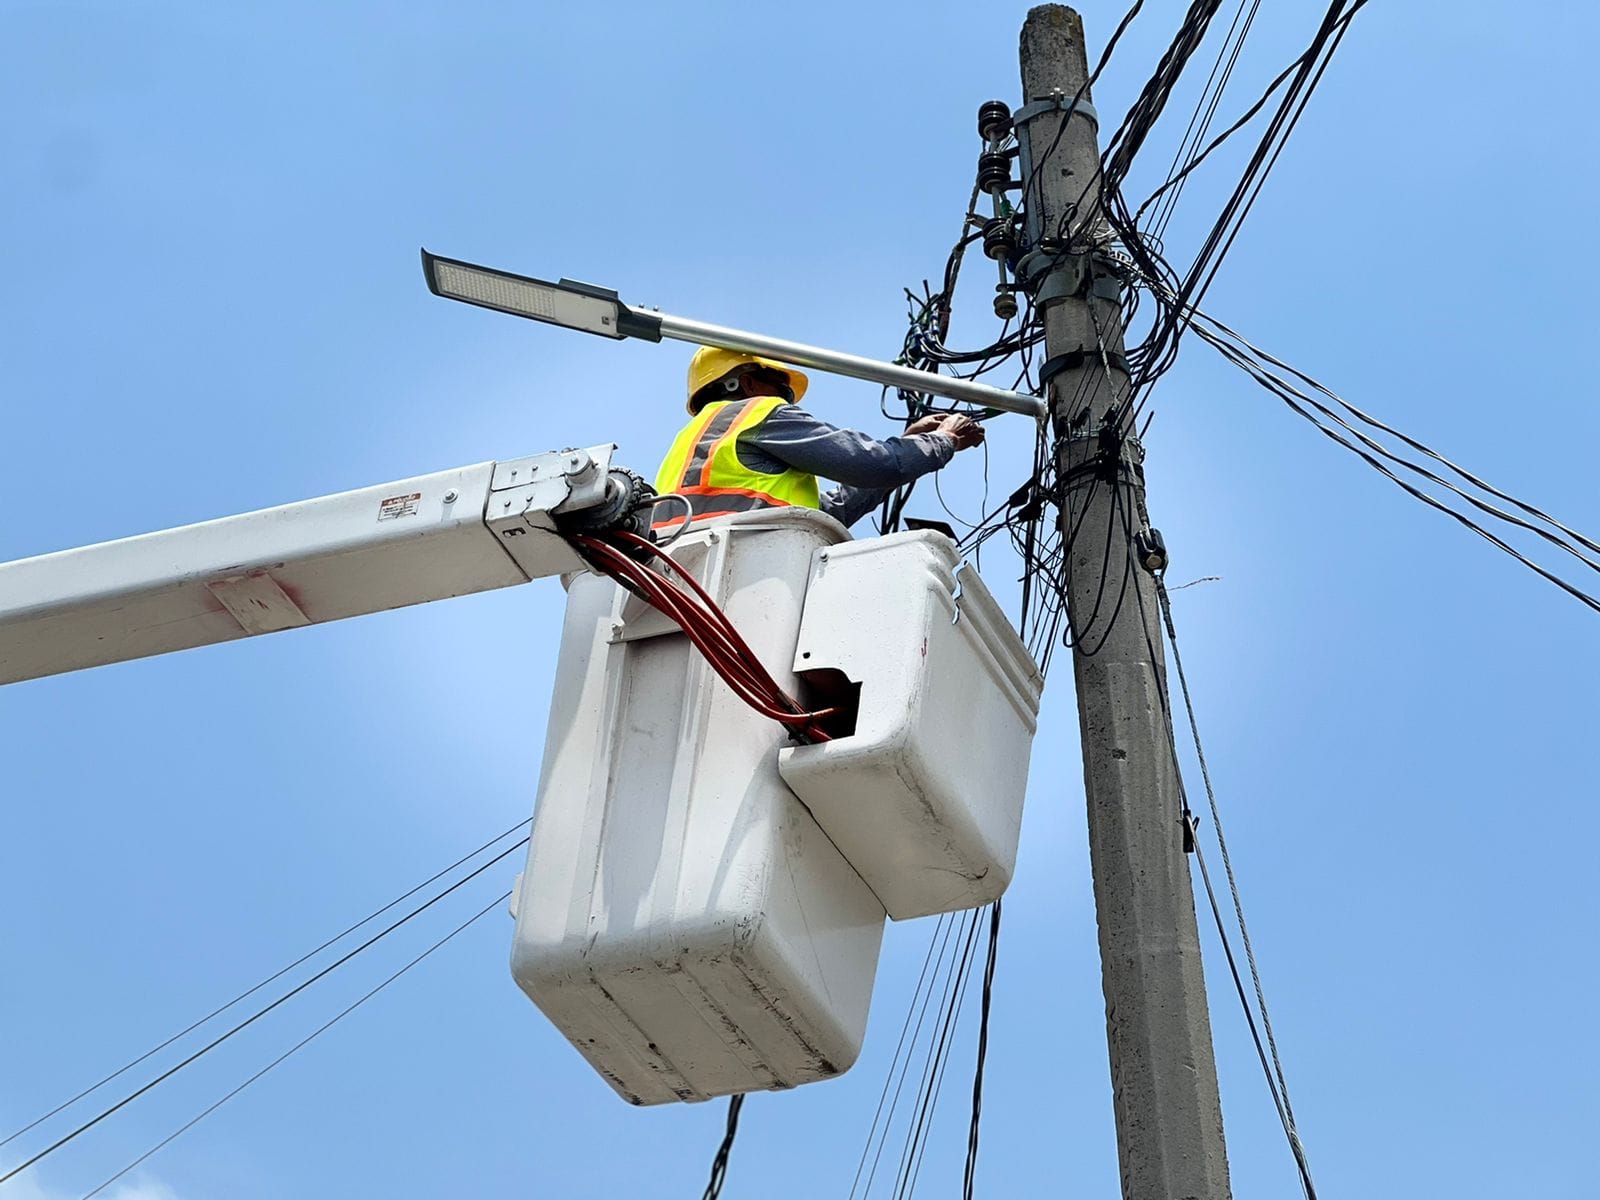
[
  {"x1": 936, "y1": 414, "x2": 985, "y2": 451},
  {"x1": 904, "y1": 414, "x2": 946, "y2": 437}
]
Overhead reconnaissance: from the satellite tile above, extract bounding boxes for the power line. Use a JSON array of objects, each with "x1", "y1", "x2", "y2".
[
  {"x1": 699, "y1": 1094, "x2": 745, "y2": 1200},
  {"x1": 961, "y1": 899, "x2": 1003, "y2": 1200},
  {"x1": 1176, "y1": 298, "x2": 1600, "y2": 614},
  {"x1": 1092, "y1": 0, "x2": 1372, "y2": 423},
  {"x1": 77, "y1": 888, "x2": 511, "y2": 1200},
  {"x1": 1, "y1": 818, "x2": 531, "y2": 1152},
  {"x1": 889, "y1": 907, "x2": 984, "y2": 1200},
  {"x1": 1155, "y1": 575, "x2": 1317, "y2": 1199},
  {"x1": 851, "y1": 914, "x2": 963, "y2": 1199},
  {"x1": 1146, "y1": 0, "x2": 1263, "y2": 246},
  {"x1": 848, "y1": 915, "x2": 955, "y2": 1200},
  {"x1": 0, "y1": 838, "x2": 528, "y2": 1187}
]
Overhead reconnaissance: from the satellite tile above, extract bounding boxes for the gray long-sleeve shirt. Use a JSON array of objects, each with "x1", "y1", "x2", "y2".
[{"x1": 735, "y1": 404, "x2": 956, "y2": 528}]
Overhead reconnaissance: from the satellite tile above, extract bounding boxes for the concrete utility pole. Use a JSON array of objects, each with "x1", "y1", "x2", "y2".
[{"x1": 1014, "y1": 7, "x2": 1233, "y2": 1199}]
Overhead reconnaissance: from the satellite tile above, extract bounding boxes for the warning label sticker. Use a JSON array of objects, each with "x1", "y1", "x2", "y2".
[{"x1": 378, "y1": 492, "x2": 422, "y2": 521}]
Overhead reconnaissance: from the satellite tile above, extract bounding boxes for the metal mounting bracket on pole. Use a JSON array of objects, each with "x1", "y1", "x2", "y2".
[
  {"x1": 1016, "y1": 245, "x2": 1125, "y2": 310},
  {"x1": 1015, "y1": 93, "x2": 1100, "y2": 211},
  {"x1": 1016, "y1": 246, "x2": 1090, "y2": 306},
  {"x1": 420, "y1": 249, "x2": 1046, "y2": 420},
  {"x1": 1013, "y1": 95, "x2": 1100, "y2": 130}
]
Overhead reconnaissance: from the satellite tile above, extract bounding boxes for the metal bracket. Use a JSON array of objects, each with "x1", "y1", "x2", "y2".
[
  {"x1": 1013, "y1": 96, "x2": 1100, "y2": 130},
  {"x1": 485, "y1": 444, "x2": 618, "y2": 577},
  {"x1": 1015, "y1": 247, "x2": 1089, "y2": 306},
  {"x1": 1014, "y1": 95, "x2": 1099, "y2": 212},
  {"x1": 205, "y1": 572, "x2": 311, "y2": 635},
  {"x1": 490, "y1": 444, "x2": 615, "y2": 513},
  {"x1": 1039, "y1": 347, "x2": 1130, "y2": 389}
]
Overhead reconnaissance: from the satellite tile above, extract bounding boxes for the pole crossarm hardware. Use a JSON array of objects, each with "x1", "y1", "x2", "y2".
[
  {"x1": 0, "y1": 445, "x2": 637, "y2": 686},
  {"x1": 420, "y1": 249, "x2": 1046, "y2": 419}
]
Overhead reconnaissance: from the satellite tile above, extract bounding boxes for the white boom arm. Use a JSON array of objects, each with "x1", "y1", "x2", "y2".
[{"x1": 0, "y1": 444, "x2": 627, "y2": 686}]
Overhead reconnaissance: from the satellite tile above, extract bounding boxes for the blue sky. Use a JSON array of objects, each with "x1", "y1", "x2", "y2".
[{"x1": 3, "y1": 2, "x2": 1598, "y2": 1197}]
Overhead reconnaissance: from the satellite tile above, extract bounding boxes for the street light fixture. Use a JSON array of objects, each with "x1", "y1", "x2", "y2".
[
  {"x1": 421, "y1": 251, "x2": 663, "y2": 342},
  {"x1": 420, "y1": 249, "x2": 1046, "y2": 419}
]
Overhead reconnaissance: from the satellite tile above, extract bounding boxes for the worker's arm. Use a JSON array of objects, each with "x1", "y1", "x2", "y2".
[
  {"x1": 739, "y1": 406, "x2": 963, "y2": 527},
  {"x1": 747, "y1": 406, "x2": 957, "y2": 487}
]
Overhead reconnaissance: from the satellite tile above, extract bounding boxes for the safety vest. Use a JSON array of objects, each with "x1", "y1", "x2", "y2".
[{"x1": 653, "y1": 396, "x2": 821, "y2": 527}]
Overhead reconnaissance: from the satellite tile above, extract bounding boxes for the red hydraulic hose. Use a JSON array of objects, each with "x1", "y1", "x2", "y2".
[
  {"x1": 571, "y1": 534, "x2": 835, "y2": 741},
  {"x1": 577, "y1": 538, "x2": 814, "y2": 725},
  {"x1": 580, "y1": 538, "x2": 833, "y2": 739},
  {"x1": 575, "y1": 538, "x2": 789, "y2": 711}
]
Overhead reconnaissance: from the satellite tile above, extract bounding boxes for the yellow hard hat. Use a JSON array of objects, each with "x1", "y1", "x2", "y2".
[{"x1": 685, "y1": 347, "x2": 809, "y2": 413}]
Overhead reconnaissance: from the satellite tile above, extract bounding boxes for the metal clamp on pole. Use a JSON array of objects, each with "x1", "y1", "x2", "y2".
[
  {"x1": 1013, "y1": 95, "x2": 1100, "y2": 131},
  {"x1": 1015, "y1": 92, "x2": 1100, "y2": 200},
  {"x1": 1038, "y1": 346, "x2": 1130, "y2": 390},
  {"x1": 1015, "y1": 246, "x2": 1090, "y2": 307}
]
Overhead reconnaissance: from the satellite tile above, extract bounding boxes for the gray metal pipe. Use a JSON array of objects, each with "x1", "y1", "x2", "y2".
[{"x1": 653, "y1": 312, "x2": 1045, "y2": 419}]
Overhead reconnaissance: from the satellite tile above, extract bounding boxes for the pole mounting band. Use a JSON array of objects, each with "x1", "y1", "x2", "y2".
[
  {"x1": 1016, "y1": 247, "x2": 1089, "y2": 306},
  {"x1": 1091, "y1": 273, "x2": 1123, "y2": 303},
  {"x1": 1039, "y1": 347, "x2": 1130, "y2": 389},
  {"x1": 1014, "y1": 96, "x2": 1100, "y2": 130}
]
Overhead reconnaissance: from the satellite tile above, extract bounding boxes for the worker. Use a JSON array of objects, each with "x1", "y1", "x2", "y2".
[{"x1": 655, "y1": 347, "x2": 985, "y2": 530}]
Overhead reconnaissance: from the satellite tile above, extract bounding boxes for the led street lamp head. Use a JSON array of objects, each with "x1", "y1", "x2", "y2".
[{"x1": 420, "y1": 250, "x2": 662, "y2": 342}]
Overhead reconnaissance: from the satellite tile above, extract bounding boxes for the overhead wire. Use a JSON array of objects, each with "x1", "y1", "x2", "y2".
[
  {"x1": 1105, "y1": 475, "x2": 1319, "y2": 1198},
  {"x1": 1146, "y1": 0, "x2": 1263, "y2": 246},
  {"x1": 0, "y1": 838, "x2": 529, "y2": 1186},
  {"x1": 1089, "y1": 0, "x2": 1372, "y2": 432},
  {"x1": 961, "y1": 899, "x2": 1003, "y2": 1200},
  {"x1": 76, "y1": 889, "x2": 512, "y2": 1200},
  {"x1": 1, "y1": 818, "x2": 532, "y2": 1153},
  {"x1": 851, "y1": 915, "x2": 964, "y2": 1199},
  {"x1": 700, "y1": 1094, "x2": 745, "y2": 1200},
  {"x1": 1172, "y1": 298, "x2": 1600, "y2": 614},
  {"x1": 848, "y1": 915, "x2": 956, "y2": 1200},
  {"x1": 1155, "y1": 576, "x2": 1316, "y2": 1199},
  {"x1": 1131, "y1": 0, "x2": 1368, "y2": 234},
  {"x1": 888, "y1": 908, "x2": 984, "y2": 1200}
]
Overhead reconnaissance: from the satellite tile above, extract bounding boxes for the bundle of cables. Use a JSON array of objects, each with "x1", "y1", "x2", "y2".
[{"x1": 568, "y1": 528, "x2": 839, "y2": 744}]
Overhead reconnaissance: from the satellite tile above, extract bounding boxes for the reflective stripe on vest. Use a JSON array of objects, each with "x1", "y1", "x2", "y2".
[{"x1": 652, "y1": 396, "x2": 821, "y2": 528}]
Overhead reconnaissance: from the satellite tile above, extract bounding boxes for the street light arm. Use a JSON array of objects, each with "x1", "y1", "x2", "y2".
[{"x1": 420, "y1": 249, "x2": 1045, "y2": 419}]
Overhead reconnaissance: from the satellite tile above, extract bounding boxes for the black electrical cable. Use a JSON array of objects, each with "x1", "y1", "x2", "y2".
[
  {"x1": 1176, "y1": 303, "x2": 1600, "y2": 614},
  {"x1": 1148, "y1": 0, "x2": 1263, "y2": 245},
  {"x1": 961, "y1": 899, "x2": 1003, "y2": 1200},
  {"x1": 890, "y1": 907, "x2": 984, "y2": 1200},
  {"x1": 77, "y1": 889, "x2": 512, "y2": 1200},
  {"x1": 700, "y1": 1094, "x2": 745, "y2": 1200},
  {"x1": 1192, "y1": 303, "x2": 1600, "y2": 559},
  {"x1": 1, "y1": 818, "x2": 532, "y2": 1152},
  {"x1": 1132, "y1": 0, "x2": 1368, "y2": 232},
  {"x1": 855, "y1": 915, "x2": 964, "y2": 1199},
  {"x1": 1109, "y1": 0, "x2": 1369, "y2": 423},
  {"x1": 0, "y1": 838, "x2": 529, "y2": 1187},
  {"x1": 1188, "y1": 831, "x2": 1316, "y2": 1200},
  {"x1": 1102, "y1": 480, "x2": 1318, "y2": 1199},
  {"x1": 1100, "y1": 0, "x2": 1226, "y2": 198},
  {"x1": 849, "y1": 915, "x2": 956, "y2": 1200},
  {"x1": 1177, "y1": 0, "x2": 1359, "y2": 322},
  {"x1": 1154, "y1": 575, "x2": 1316, "y2": 1199}
]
